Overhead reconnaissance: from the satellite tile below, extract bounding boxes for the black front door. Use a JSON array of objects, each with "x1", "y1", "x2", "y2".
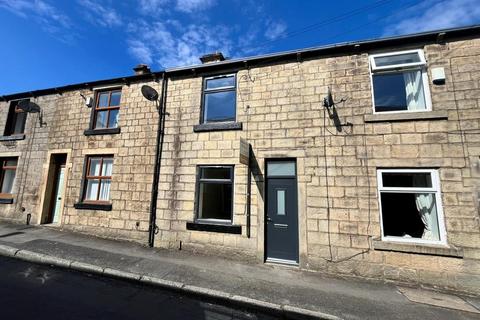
[{"x1": 265, "y1": 160, "x2": 299, "y2": 263}]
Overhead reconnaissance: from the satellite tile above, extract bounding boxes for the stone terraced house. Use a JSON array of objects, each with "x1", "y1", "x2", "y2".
[{"x1": 1, "y1": 25, "x2": 479, "y2": 294}]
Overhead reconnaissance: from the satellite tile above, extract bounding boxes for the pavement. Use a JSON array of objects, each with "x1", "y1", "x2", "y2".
[{"x1": 0, "y1": 221, "x2": 479, "y2": 320}]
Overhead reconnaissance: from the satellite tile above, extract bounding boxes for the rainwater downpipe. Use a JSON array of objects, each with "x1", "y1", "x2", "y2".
[{"x1": 148, "y1": 74, "x2": 168, "y2": 247}]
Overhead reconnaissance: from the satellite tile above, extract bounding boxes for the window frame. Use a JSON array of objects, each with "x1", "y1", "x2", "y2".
[
  {"x1": 369, "y1": 49, "x2": 432, "y2": 114},
  {"x1": 200, "y1": 74, "x2": 237, "y2": 124},
  {"x1": 376, "y1": 168, "x2": 447, "y2": 246},
  {"x1": 4, "y1": 100, "x2": 27, "y2": 136},
  {"x1": 194, "y1": 165, "x2": 235, "y2": 224},
  {"x1": 0, "y1": 157, "x2": 17, "y2": 198},
  {"x1": 81, "y1": 155, "x2": 114, "y2": 204},
  {"x1": 369, "y1": 49, "x2": 426, "y2": 71},
  {"x1": 91, "y1": 88, "x2": 122, "y2": 130}
]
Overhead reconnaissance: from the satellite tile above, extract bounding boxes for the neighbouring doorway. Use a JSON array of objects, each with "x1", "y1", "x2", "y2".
[
  {"x1": 41, "y1": 154, "x2": 67, "y2": 224},
  {"x1": 265, "y1": 159, "x2": 299, "y2": 264}
]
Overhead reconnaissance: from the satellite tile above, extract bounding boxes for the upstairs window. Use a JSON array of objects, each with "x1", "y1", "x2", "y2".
[
  {"x1": 4, "y1": 100, "x2": 27, "y2": 136},
  {"x1": 0, "y1": 158, "x2": 17, "y2": 197},
  {"x1": 377, "y1": 169, "x2": 445, "y2": 244},
  {"x1": 195, "y1": 166, "x2": 234, "y2": 223},
  {"x1": 370, "y1": 50, "x2": 431, "y2": 113},
  {"x1": 82, "y1": 156, "x2": 114, "y2": 203},
  {"x1": 93, "y1": 89, "x2": 121, "y2": 129},
  {"x1": 201, "y1": 74, "x2": 236, "y2": 123}
]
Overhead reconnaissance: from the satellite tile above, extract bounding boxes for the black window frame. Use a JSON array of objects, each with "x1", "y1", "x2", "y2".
[
  {"x1": 4, "y1": 100, "x2": 27, "y2": 137},
  {"x1": 200, "y1": 74, "x2": 237, "y2": 124},
  {"x1": 194, "y1": 165, "x2": 234, "y2": 224}
]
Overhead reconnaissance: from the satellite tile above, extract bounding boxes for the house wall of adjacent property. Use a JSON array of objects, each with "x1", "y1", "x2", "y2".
[
  {"x1": 48, "y1": 81, "x2": 161, "y2": 242},
  {"x1": 156, "y1": 38, "x2": 480, "y2": 293},
  {"x1": 0, "y1": 95, "x2": 55, "y2": 224},
  {"x1": 0, "y1": 80, "x2": 162, "y2": 243}
]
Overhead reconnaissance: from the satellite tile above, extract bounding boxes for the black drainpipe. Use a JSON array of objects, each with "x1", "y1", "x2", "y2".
[{"x1": 148, "y1": 74, "x2": 168, "y2": 247}]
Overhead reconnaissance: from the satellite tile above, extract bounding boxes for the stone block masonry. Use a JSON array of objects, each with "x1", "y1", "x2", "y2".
[
  {"x1": 155, "y1": 38, "x2": 480, "y2": 294},
  {"x1": 0, "y1": 29, "x2": 479, "y2": 294}
]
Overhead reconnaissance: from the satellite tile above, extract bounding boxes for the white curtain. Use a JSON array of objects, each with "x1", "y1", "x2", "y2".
[
  {"x1": 89, "y1": 159, "x2": 101, "y2": 176},
  {"x1": 415, "y1": 193, "x2": 440, "y2": 241},
  {"x1": 102, "y1": 159, "x2": 113, "y2": 176},
  {"x1": 403, "y1": 70, "x2": 426, "y2": 111},
  {"x1": 1, "y1": 170, "x2": 15, "y2": 193},
  {"x1": 99, "y1": 180, "x2": 111, "y2": 201},
  {"x1": 85, "y1": 180, "x2": 99, "y2": 200}
]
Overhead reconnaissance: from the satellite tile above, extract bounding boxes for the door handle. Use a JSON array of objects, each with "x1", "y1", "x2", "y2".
[
  {"x1": 58, "y1": 197, "x2": 62, "y2": 200},
  {"x1": 266, "y1": 216, "x2": 273, "y2": 222}
]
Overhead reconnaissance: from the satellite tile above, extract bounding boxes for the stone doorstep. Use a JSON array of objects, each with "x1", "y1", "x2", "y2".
[
  {"x1": 397, "y1": 287, "x2": 480, "y2": 314},
  {"x1": 0, "y1": 244, "x2": 340, "y2": 320}
]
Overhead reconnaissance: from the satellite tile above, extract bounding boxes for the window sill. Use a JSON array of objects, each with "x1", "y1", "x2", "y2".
[
  {"x1": 74, "y1": 202, "x2": 112, "y2": 211},
  {"x1": 0, "y1": 134, "x2": 25, "y2": 141},
  {"x1": 0, "y1": 197, "x2": 14, "y2": 204},
  {"x1": 372, "y1": 239, "x2": 463, "y2": 258},
  {"x1": 193, "y1": 122, "x2": 242, "y2": 132},
  {"x1": 84, "y1": 127, "x2": 121, "y2": 136},
  {"x1": 186, "y1": 221, "x2": 242, "y2": 234},
  {"x1": 364, "y1": 111, "x2": 448, "y2": 123}
]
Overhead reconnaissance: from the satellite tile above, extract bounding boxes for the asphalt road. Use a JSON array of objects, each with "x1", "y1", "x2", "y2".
[{"x1": 0, "y1": 256, "x2": 277, "y2": 320}]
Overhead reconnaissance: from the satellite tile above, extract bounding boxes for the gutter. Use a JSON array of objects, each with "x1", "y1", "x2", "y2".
[
  {"x1": 165, "y1": 24, "x2": 480, "y2": 76},
  {"x1": 148, "y1": 74, "x2": 168, "y2": 247}
]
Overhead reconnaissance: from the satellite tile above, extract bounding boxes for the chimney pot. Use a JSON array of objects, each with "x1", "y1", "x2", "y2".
[
  {"x1": 133, "y1": 64, "x2": 151, "y2": 75},
  {"x1": 200, "y1": 52, "x2": 225, "y2": 64}
]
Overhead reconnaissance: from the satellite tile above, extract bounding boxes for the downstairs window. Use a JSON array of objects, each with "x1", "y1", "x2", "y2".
[
  {"x1": 0, "y1": 158, "x2": 17, "y2": 198},
  {"x1": 377, "y1": 169, "x2": 446, "y2": 244},
  {"x1": 82, "y1": 156, "x2": 114, "y2": 203},
  {"x1": 195, "y1": 166, "x2": 234, "y2": 223}
]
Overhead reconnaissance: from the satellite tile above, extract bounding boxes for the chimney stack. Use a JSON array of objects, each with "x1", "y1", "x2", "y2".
[
  {"x1": 199, "y1": 52, "x2": 225, "y2": 64},
  {"x1": 133, "y1": 64, "x2": 151, "y2": 75}
]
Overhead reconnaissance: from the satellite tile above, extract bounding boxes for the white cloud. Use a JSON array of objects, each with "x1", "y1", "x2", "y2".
[
  {"x1": 0, "y1": 0, "x2": 73, "y2": 42},
  {"x1": 127, "y1": 20, "x2": 233, "y2": 68},
  {"x1": 176, "y1": 0, "x2": 216, "y2": 13},
  {"x1": 264, "y1": 20, "x2": 287, "y2": 40},
  {"x1": 127, "y1": 39, "x2": 153, "y2": 65},
  {"x1": 77, "y1": 0, "x2": 122, "y2": 28},
  {"x1": 138, "y1": 0, "x2": 170, "y2": 14},
  {"x1": 383, "y1": 0, "x2": 480, "y2": 36}
]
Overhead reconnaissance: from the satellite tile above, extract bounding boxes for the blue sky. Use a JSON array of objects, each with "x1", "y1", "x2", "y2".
[{"x1": 0, "y1": 0, "x2": 479, "y2": 95}]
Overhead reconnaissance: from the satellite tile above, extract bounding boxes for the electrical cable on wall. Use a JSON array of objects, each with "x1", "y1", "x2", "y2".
[
  {"x1": 17, "y1": 103, "x2": 38, "y2": 220},
  {"x1": 320, "y1": 86, "x2": 372, "y2": 263}
]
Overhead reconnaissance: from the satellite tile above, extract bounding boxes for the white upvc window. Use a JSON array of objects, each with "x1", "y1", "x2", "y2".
[
  {"x1": 369, "y1": 49, "x2": 432, "y2": 113},
  {"x1": 377, "y1": 169, "x2": 447, "y2": 245}
]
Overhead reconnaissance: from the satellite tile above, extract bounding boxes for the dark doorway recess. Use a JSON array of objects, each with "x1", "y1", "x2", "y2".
[{"x1": 41, "y1": 154, "x2": 67, "y2": 224}]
